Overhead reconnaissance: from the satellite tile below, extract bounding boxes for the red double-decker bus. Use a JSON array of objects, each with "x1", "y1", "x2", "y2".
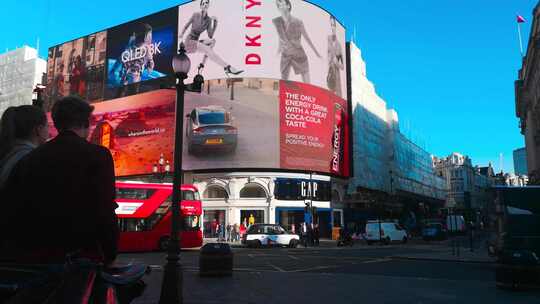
[{"x1": 115, "y1": 181, "x2": 203, "y2": 252}]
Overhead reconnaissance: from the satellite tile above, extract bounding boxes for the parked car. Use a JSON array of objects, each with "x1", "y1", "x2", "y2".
[
  {"x1": 242, "y1": 224, "x2": 300, "y2": 248},
  {"x1": 365, "y1": 221, "x2": 409, "y2": 245},
  {"x1": 422, "y1": 223, "x2": 448, "y2": 241},
  {"x1": 186, "y1": 106, "x2": 238, "y2": 154}
]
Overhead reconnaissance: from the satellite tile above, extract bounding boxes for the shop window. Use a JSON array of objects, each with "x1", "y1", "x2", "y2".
[
  {"x1": 240, "y1": 183, "x2": 267, "y2": 198},
  {"x1": 333, "y1": 211, "x2": 342, "y2": 227},
  {"x1": 240, "y1": 210, "x2": 265, "y2": 226},
  {"x1": 203, "y1": 210, "x2": 226, "y2": 238},
  {"x1": 204, "y1": 186, "x2": 228, "y2": 199}
]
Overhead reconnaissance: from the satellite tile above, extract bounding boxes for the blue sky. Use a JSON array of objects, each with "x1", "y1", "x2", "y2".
[{"x1": 2, "y1": 0, "x2": 537, "y2": 173}]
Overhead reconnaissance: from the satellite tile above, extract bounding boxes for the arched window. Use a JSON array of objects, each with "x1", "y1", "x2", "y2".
[
  {"x1": 203, "y1": 185, "x2": 229, "y2": 199},
  {"x1": 240, "y1": 183, "x2": 267, "y2": 198}
]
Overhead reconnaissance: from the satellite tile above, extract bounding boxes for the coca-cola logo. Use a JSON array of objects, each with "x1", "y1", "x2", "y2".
[{"x1": 121, "y1": 42, "x2": 162, "y2": 63}]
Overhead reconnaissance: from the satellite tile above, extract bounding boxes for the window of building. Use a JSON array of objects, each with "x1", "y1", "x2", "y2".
[
  {"x1": 203, "y1": 186, "x2": 229, "y2": 199},
  {"x1": 240, "y1": 210, "x2": 265, "y2": 226},
  {"x1": 240, "y1": 183, "x2": 267, "y2": 198}
]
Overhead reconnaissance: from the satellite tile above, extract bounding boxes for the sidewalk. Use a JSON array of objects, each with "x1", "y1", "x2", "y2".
[{"x1": 391, "y1": 245, "x2": 497, "y2": 264}]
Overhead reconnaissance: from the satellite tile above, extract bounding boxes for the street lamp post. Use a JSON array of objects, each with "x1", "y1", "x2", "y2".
[{"x1": 158, "y1": 43, "x2": 192, "y2": 304}]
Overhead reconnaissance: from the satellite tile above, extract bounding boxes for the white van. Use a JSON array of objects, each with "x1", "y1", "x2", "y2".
[
  {"x1": 365, "y1": 221, "x2": 409, "y2": 245},
  {"x1": 446, "y1": 215, "x2": 466, "y2": 233}
]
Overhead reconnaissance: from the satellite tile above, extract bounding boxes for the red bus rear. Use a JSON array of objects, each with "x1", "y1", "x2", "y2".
[{"x1": 115, "y1": 181, "x2": 203, "y2": 252}]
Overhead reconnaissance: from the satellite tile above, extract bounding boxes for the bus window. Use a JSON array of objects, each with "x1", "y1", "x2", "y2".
[
  {"x1": 145, "y1": 196, "x2": 172, "y2": 230},
  {"x1": 118, "y1": 218, "x2": 148, "y2": 232},
  {"x1": 182, "y1": 190, "x2": 195, "y2": 201},
  {"x1": 116, "y1": 188, "x2": 156, "y2": 200}
]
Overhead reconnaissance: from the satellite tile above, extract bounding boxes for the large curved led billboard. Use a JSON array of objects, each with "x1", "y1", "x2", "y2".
[
  {"x1": 178, "y1": 0, "x2": 347, "y2": 98},
  {"x1": 44, "y1": 1, "x2": 350, "y2": 177}
]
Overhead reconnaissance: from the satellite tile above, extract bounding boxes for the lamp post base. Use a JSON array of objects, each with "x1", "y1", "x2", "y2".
[{"x1": 159, "y1": 254, "x2": 183, "y2": 304}]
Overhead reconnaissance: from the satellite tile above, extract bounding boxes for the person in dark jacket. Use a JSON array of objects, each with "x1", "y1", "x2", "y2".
[
  {"x1": 0, "y1": 96, "x2": 119, "y2": 265},
  {"x1": 0, "y1": 105, "x2": 48, "y2": 190},
  {"x1": 313, "y1": 223, "x2": 320, "y2": 246}
]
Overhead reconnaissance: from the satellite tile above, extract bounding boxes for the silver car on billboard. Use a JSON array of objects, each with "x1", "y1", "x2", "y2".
[{"x1": 186, "y1": 106, "x2": 238, "y2": 154}]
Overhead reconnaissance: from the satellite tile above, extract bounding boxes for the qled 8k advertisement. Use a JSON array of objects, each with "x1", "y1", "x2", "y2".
[
  {"x1": 106, "y1": 8, "x2": 177, "y2": 99},
  {"x1": 178, "y1": 0, "x2": 347, "y2": 98}
]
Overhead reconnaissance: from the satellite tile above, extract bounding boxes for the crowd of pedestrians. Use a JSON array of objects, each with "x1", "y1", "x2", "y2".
[
  {"x1": 209, "y1": 221, "x2": 246, "y2": 242},
  {"x1": 298, "y1": 222, "x2": 320, "y2": 247}
]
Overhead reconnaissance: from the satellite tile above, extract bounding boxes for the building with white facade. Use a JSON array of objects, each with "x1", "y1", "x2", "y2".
[
  {"x1": 180, "y1": 172, "x2": 345, "y2": 239},
  {"x1": 0, "y1": 46, "x2": 46, "y2": 116},
  {"x1": 504, "y1": 173, "x2": 529, "y2": 186},
  {"x1": 345, "y1": 42, "x2": 447, "y2": 230},
  {"x1": 433, "y1": 153, "x2": 493, "y2": 210}
]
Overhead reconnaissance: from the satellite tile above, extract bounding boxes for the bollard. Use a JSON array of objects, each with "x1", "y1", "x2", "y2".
[{"x1": 199, "y1": 243, "x2": 233, "y2": 277}]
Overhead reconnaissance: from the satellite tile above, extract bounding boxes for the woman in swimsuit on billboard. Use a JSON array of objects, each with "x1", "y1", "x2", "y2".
[
  {"x1": 179, "y1": 0, "x2": 243, "y2": 76},
  {"x1": 273, "y1": 0, "x2": 321, "y2": 83},
  {"x1": 327, "y1": 16, "x2": 344, "y2": 97}
]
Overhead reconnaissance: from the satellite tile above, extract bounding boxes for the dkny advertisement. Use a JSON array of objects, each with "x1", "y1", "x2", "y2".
[
  {"x1": 178, "y1": 0, "x2": 347, "y2": 97},
  {"x1": 105, "y1": 8, "x2": 177, "y2": 99}
]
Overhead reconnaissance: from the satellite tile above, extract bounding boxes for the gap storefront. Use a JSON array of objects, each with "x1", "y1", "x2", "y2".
[{"x1": 190, "y1": 172, "x2": 345, "y2": 239}]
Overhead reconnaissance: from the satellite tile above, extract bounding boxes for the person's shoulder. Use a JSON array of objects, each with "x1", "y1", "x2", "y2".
[
  {"x1": 89, "y1": 142, "x2": 112, "y2": 156},
  {"x1": 291, "y1": 16, "x2": 303, "y2": 25},
  {"x1": 83, "y1": 141, "x2": 113, "y2": 160}
]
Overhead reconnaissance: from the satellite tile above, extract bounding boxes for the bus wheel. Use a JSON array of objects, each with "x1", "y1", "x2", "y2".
[{"x1": 158, "y1": 236, "x2": 170, "y2": 251}]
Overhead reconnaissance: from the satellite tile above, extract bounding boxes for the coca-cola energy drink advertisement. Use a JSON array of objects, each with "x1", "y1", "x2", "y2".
[
  {"x1": 279, "y1": 80, "x2": 349, "y2": 176},
  {"x1": 330, "y1": 103, "x2": 345, "y2": 175}
]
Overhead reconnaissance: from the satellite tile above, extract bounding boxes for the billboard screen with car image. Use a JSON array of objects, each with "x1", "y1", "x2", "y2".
[{"x1": 181, "y1": 78, "x2": 349, "y2": 177}]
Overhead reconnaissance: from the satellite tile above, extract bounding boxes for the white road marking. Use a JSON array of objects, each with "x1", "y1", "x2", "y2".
[
  {"x1": 268, "y1": 264, "x2": 286, "y2": 272},
  {"x1": 288, "y1": 265, "x2": 340, "y2": 273},
  {"x1": 361, "y1": 258, "x2": 393, "y2": 264},
  {"x1": 288, "y1": 255, "x2": 300, "y2": 260}
]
